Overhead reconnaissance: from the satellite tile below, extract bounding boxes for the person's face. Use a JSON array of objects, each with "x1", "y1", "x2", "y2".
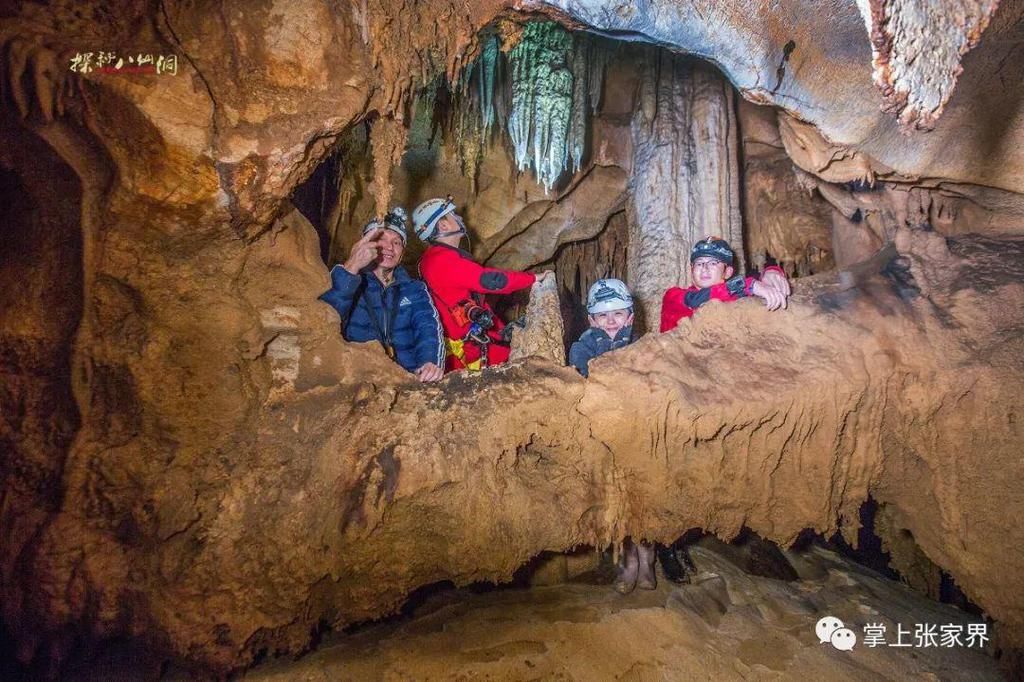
[
  {"x1": 691, "y1": 256, "x2": 734, "y2": 288},
  {"x1": 589, "y1": 309, "x2": 633, "y2": 337},
  {"x1": 437, "y1": 212, "x2": 463, "y2": 235},
  {"x1": 375, "y1": 229, "x2": 405, "y2": 269}
]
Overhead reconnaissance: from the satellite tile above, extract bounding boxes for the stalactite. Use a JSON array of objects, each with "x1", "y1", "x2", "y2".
[
  {"x1": 508, "y1": 22, "x2": 574, "y2": 192},
  {"x1": 587, "y1": 36, "x2": 610, "y2": 112},
  {"x1": 568, "y1": 34, "x2": 610, "y2": 174},
  {"x1": 369, "y1": 114, "x2": 408, "y2": 220},
  {"x1": 569, "y1": 42, "x2": 589, "y2": 175},
  {"x1": 431, "y1": 23, "x2": 611, "y2": 195},
  {"x1": 477, "y1": 34, "x2": 499, "y2": 134}
]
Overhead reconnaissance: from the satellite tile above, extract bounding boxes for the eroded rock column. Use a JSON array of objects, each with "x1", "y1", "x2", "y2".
[{"x1": 627, "y1": 53, "x2": 743, "y2": 329}]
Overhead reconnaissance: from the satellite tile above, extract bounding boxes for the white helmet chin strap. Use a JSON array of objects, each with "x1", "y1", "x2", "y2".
[{"x1": 453, "y1": 214, "x2": 467, "y2": 238}]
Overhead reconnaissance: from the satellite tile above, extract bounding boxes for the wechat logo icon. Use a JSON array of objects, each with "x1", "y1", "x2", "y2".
[{"x1": 816, "y1": 616, "x2": 857, "y2": 651}]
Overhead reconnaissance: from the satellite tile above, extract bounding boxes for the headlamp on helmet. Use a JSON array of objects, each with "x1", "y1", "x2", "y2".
[
  {"x1": 586, "y1": 278, "x2": 633, "y2": 315},
  {"x1": 689, "y1": 236, "x2": 735, "y2": 265},
  {"x1": 413, "y1": 195, "x2": 458, "y2": 242},
  {"x1": 362, "y1": 206, "x2": 409, "y2": 243}
]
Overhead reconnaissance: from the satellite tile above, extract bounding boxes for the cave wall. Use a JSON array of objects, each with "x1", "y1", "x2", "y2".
[
  {"x1": 737, "y1": 99, "x2": 836, "y2": 276},
  {"x1": 315, "y1": 37, "x2": 634, "y2": 274},
  {"x1": 0, "y1": 121, "x2": 83, "y2": 653},
  {"x1": 2, "y1": 0, "x2": 1024, "y2": 674},
  {"x1": 532, "y1": 0, "x2": 1024, "y2": 195},
  {"x1": 554, "y1": 210, "x2": 629, "y2": 344}
]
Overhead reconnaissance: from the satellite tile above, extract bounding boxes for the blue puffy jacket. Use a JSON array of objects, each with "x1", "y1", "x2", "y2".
[
  {"x1": 568, "y1": 326, "x2": 634, "y2": 377},
  {"x1": 320, "y1": 265, "x2": 445, "y2": 373}
]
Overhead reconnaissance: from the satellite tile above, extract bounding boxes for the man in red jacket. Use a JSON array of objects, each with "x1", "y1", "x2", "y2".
[
  {"x1": 660, "y1": 236, "x2": 791, "y2": 333},
  {"x1": 413, "y1": 196, "x2": 547, "y2": 371}
]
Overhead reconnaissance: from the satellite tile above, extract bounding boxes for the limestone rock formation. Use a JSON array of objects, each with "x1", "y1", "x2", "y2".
[
  {"x1": 3, "y1": 0, "x2": 1024, "y2": 675},
  {"x1": 529, "y1": 0, "x2": 1024, "y2": 194},
  {"x1": 739, "y1": 100, "x2": 836, "y2": 275},
  {"x1": 509, "y1": 275, "x2": 566, "y2": 364},
  {"x1": 243, "y1": 541, "x2": 1003, "y2": 680},
  {"x1": 627, "y1": 54, "x2": 743, "y2": 329},
  {"x1": 857, "y1": 0, "x2": 1001, "y2": 130}
]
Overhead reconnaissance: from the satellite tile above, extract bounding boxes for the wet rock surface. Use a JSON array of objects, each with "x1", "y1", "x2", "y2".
[{"x1": 235, "y1": 542, "x2": 1001, "y2": 681}]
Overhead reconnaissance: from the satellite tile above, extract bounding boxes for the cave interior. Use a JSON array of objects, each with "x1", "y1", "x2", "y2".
[{"x1": 1, "y1": 0, "x2": 1024, "y2": 678}]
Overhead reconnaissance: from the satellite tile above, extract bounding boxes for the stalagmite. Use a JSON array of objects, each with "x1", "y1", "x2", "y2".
[{"x1": 508, "y1": 276, "x2": 566, "y2": 364}]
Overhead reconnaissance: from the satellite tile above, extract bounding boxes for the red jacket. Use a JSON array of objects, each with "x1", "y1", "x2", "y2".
[
  {"x1": 660, "y1": 266, "x2": 785, "y2": 332},
  {"x1": 419, "y1": 243, "x2": 536, "y2": 370}
]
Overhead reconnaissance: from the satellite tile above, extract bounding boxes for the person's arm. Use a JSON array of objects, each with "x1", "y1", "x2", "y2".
[
  {"x1": 440, "y1": 250, "x2": 537, "y2": 295},
  {"x1": 409, "y1": 282, "x2": 446, "y2": 373},
  {"x1": 319, "y1": 265, "x2": 363, "y2": 322},
  {"x1": 660, "y1": 287, "x2": 694, "y2": 332},
  {"x1": 684, "y1": 275, "x2": 756, "y2": 309},
  {"x1": 685, "y1": 273, "x2": 787, "y2": 312}
]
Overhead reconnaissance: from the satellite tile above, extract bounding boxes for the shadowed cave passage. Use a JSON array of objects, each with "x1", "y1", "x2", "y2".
[
  {"x1": 0, "y1": 122, "x2": 84, "y2": 679},
  {"x1": 2, "y1": 0, "x2": 1024, "y2": 679}
]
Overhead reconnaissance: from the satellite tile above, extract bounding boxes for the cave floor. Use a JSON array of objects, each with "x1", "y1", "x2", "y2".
[{"x1": 243, "y1": 544, "x2": 1002, "y2": 681}]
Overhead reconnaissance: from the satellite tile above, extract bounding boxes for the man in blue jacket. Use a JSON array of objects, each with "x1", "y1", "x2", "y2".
[{"x1": 320, "y1": 208, "x2": 445, "y2": 382}]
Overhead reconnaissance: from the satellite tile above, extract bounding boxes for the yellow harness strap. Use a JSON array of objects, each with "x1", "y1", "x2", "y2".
[{"x1": 446, "y1": 338, "x2": 482, "y2": 371}]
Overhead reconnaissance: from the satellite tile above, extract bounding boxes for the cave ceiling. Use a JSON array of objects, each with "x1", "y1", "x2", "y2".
[
  {"x1": 523, "y1": 0, "x2": 1023, "y2": 194},
  {"x1": 4, "y1": 0, "x2": 1022, "y2": 228}
]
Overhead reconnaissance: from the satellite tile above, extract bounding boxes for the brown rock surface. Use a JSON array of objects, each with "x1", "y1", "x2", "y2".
[
  {"x1": 2, "y1": 0, "x2": 1024, "y2": 675},
  {"x1": 241, "y1": 542, "x2": 1002, "y2": 680},
  {"x1": 509, "y1": 275, "x2": 566, "y2": 364}
]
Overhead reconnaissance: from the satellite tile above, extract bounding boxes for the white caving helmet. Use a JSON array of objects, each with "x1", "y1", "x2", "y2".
[
  {"x1": 587, "y1": 278, "x2": 633, "y2": 314},
  {"x1": 362, "y1": 206, "x2": 409, "y2": 243},
  {"x1": 412, "y1": 195, "x2": 457, "y2": 242}
]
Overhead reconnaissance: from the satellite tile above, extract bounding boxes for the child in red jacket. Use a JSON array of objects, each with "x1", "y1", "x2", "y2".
[
  {"x1": 660, "y1": 237, "x2": 791, "y2": 332},
  {"x1": 413, "y1": 196, "x2": 550, "y2": 372}
]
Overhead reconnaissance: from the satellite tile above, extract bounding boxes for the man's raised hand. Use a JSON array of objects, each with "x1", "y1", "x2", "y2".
[{"x1": 342, "y1": 229, "x2": 383, "y2": 274}]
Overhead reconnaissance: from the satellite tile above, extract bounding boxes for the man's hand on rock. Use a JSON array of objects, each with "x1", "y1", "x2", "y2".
[
  {"x1": 751, "y1": 279, "x2": 787, "y2": 311},
  {"x1": 760, "y1": 268, "x2": 791, "y2": 298},
  {"x1": 342, "y1": 229, "x2": 382, "y2": 274},
  {"x1": 414, "y1": 362, "x2": 444, "y2": 383},
  {"x1": 534, "y1": 270, "x2": 555, "y2": 284}
]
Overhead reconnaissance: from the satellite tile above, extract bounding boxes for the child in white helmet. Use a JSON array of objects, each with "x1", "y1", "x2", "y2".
[
  {"x1": 568, "y1": 279, "x2": 635, "y2": 378},
  {"x1": 568, "y1": 280, "x2": 662, "y2": 593}
]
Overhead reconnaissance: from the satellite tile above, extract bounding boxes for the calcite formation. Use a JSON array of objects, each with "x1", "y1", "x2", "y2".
[
  {"x1": 627, "y1": 53, "x2": 744, "y2": 329},
  {"x1": 509, "y1": 275, "x2": 567, "y2": 364},
  {"x1": 2, "y1": 0, "x2": 1024, "y2": 675},
  {"x1": 857, "y1": 0, "x2": 1001, "y2": 130},
  {"x1": 245, "y1": 541, "x2": 1005, "y2": 680}
]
